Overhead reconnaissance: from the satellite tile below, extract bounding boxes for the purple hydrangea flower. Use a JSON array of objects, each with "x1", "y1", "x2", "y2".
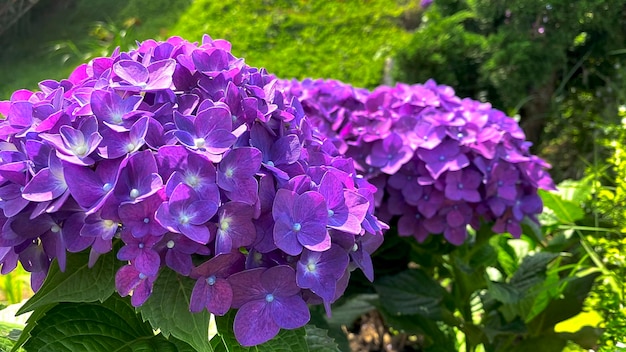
[
  {"x1": 116, "y1": 264, "x2": 157, "y2": 307},
  {"x1": 217, "y1": 147, "x2": 262, "y2": 205},
  {"x1": 111, "y1": 59, "x2": 176, "y2": 92},
  {"x1": 214, "y1": 201, "x2": 256, "y2": 255},
  {"x1": 229, "y1": 266, "x2": 310, "y2": 346},
  {"x1": 173, "y1": 105, "x2": 237, "y2": 162},
  {"x1": 272, "y1": 189, "x2": 330, "y2": 256},
  {"x1": 155, "y1": 183, "x2": 217, "y2": 244},
  {"x1": 189, "y1": 252, "x2": 244, "y2": 315},
  {"x1": 279, "y1": 77, "x2": 554, "y2": 246},
  {"x1": 296, "y1": 246, "x2": 349, "y2": 303},
  {"x1": 40, "y1": 115, "x2": 102, "y2": 166},
  {"x1": 0, "y1": 36, "x2": 386, "y2": 347}
]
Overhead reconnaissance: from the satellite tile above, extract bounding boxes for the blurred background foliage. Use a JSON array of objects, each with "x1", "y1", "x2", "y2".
[{"x1": 0, "y1": 0, "x2": 625, "y2": 351}]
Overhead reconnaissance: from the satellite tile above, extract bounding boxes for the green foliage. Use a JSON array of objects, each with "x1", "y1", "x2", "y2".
[
  {"x1": 330, "y1": 184, "x2": 607, "y2": 352},
  {"x1": 393, "y1": 0, "x2": 626, "y2": 181},
  {"x1": 17, "y1": 248, "x2": 122, "y2": 315},
  {"x1": 137, "y1": 267, "x2": 213, "y2": 352},
  {"x1": 169, "y1": 0, "x2": 412, "y2": 88},
  {"x1": 0, "y1": 0, "x2": 192, "y2": 98},
  {"x1": 394, "y1": 9, "x2": 487, "y2": 99},
  {"x1": 586, "y1": 114, "x2": 626, "y2": 350},
  {"x1": 0, "y1": 264, "x2": 31, "y2": 305},
  {"x1": 0, "y1": 321, "x2": 25, "y2": 352},
  {"x1": 22, "y1": 295, "x2": 192, "y2": 352}
]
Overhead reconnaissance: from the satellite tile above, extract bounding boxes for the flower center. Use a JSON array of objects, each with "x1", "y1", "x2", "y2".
[
  {"x1": 125, "y1": 143, "x2": 136, "y2": 153},
  {"x1": 265, "y1": 293, "x2": 274, "y2": 303},
  {"x1": 266, "y1": 160, "x2": 275, "y2": 167},
  {"x1": 220, "y1": 218, "x2": 230, "y2": 232},
  {"x1": 352, "y1": 243, "x2": 358, "y2": 252},
  {"x1": 292, "y1": 222, "x2": 302, "y2": 232},
  {"x1": 306, "y1": 261, "x2": 317, "y2": 272},
  {"x1": 206, "y1": 275, "x2": 216, "y2": 286},
  {"x1": 179, "y1": 214, "x2": 190, "y2": 225},
  {"x1": 225, "y1": 168, "x2": 234, "y2": 178},
  {"x1": 143, "y1": 217, "x2": 150, "y2": 224},
  {"x1": 102, "y1": 183, "x2": 113, "y2": 192},
  {"x1": 194, "y1": 138, "x2": 206, "y2": 149},
  {"x1": 50, "y1": 224, "x2": 61, "y2": 233},
  {"x1": 185, "y1": 173, "x2": 200, "y2": 188},
  {"x1": 138, "y1": 243, "x2": 144, "y2": 249},
  {"x1": 103, "y1": 220, "x2": 115, "y2": 228},
  {"x1": 73, "y1": 144, "x2": 88, "y2": 156},
  {"x1": 327, "y1": 209, "x2": 334, "y2": 217},
  {"x1": 438, "y1": 155, "x2": 445, "y2": 161},
  {"x1": 166, "y1": 240, "x2": 175, "y2": 249},
  {"x1": 111, "y1": 113, "x2": 123, "y2": 124},
  {"x1": 129, "y1": 188, "x2": 140, "y2": 199},
  {"x1": 138, "y1": 273, "x2": 147, "y2": 280}
]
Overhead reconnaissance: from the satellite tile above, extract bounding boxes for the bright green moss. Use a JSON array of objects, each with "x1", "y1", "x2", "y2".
[{"x1": 171, "y1": 0, "x2": 412, "y2": 88}]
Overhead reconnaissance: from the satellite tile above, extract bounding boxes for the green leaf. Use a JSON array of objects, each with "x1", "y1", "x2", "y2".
[
  {"x1": 523, "y1": 269, "x2": 561, "y2": 322},
  {"x1": 212, "y1": 310, "x2": 339, "y2": 351},
  {"x1": 11, "y1": 304, "x2": 55, "y2": 352},
  {"x1": 468, "y1": 240, "x2": 498, "y2": 268},
  {"x1": 326, "y1": 294, "x2": 377, "y2": 327},
  {"x1": 554, "y1": 179, "x2": 592, "y2": 204},
  {"x1": 302, "y1": 325, "x2": 340, "y2": 352},
  {"x1": 486, "y1": 280, "x2": 521, "y2": 304},
  {"x1": 374, "y1": 269, "x2": 450, "y2": 320},
  {"x1": 558, "y1": 326, "x2": 603, "y2": 349},
  {"x1": 379, "y1": 307, "x2": 457, "y2": 352},
  {"x1": 17, "y1": 249, "x2": 121, "y2": 315},
  {"x1": 490, "y1": 236, "x2": 519, "y2": 276},
  {"x1": 482, "y1": 316, "x2": 527, "y2": 343},
  {"x1": 509, "y1": 334, "x2": 567, "y2": 352},
  {"x1": 22, "y1": 295, "x2": 187, "y2": 352},
  {"x1": 498, "y1": 253, "x2": 562, "y2": 322},
  {"x1": 509, "y1": 252, "x2": 559, "y2": 292},
  {"x1": 137, "y1": 268, "x2": 213, "y2": 352},
  {"x1": 0, "y1": 320, "x2": 24, "y2": 352},
  {"x1": 529, "y1": 271, "x2": 601, "y2": 333},
  {"x1": 310, "y1": 294, "x2": 377, "y2": 352},
  {"x1": 539, "y1": 189, "x2": 585, "y2": 224}
]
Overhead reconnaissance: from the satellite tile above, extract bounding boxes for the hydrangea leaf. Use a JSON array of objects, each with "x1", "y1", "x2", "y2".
[
  {"x1": 212, "y1": 310, "x2": 339, "y2": 351},
  {"x1": 137, "y1": 268, "x2": 214, "y2": 352},
  {"x1": 374, "y1": 269, "x2": 453, "y2": 321},
  {"x1": 17, "y1": 249, "x2": 121, "y2": 315},
  {"x1": 323, "y1": 293, "x2": 378, "y2": 328},
  {"x1": 22, "y1": 295, "x2": 190, "y2": 352},
  {"x1": 11, "y1": 305, "x2": 55, "y2": 352},
  {"x1": 538, "y1": 189, "x2": 585, "y2": 224}
]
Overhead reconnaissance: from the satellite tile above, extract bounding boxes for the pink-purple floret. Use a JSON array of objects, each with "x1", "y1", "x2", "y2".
[
  {"x1": 0, "y1": 36, "x2": 386, "y2": 346},
  {"x1": 278, "y1": 78, "x2": 555, "y2": 245}
]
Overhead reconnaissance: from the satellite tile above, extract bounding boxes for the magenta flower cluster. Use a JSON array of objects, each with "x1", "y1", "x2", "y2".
[
  {"x1": 0, "y1": 36, "x2": 385, "y2": 346},
  {"x1": 278, "y1": 78, "x2": 555, "y2": 245}
]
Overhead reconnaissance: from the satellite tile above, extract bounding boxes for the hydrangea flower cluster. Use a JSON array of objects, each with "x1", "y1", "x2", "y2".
[
  {"x1": 0, "y1": 36, "x2": 385, "y2": 346},
  {"x1": 278, "y1": 78, "x2": 555, "y2": 245}
]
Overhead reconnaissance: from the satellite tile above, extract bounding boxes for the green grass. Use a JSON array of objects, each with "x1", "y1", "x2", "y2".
[
  {"x1": 171, "y1": 0, "x2": 413, "y2": 88},
  {"x1": 0, "y1": 0, "x2": 413, "y2": 98},
  {"x1": 0, "y1": 0, "x2": 192, "y2": 98}
]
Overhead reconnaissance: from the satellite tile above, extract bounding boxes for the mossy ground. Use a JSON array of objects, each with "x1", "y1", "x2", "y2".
[{"x1": 0, "y1": 0, "x2": 414, "y2": 98}]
